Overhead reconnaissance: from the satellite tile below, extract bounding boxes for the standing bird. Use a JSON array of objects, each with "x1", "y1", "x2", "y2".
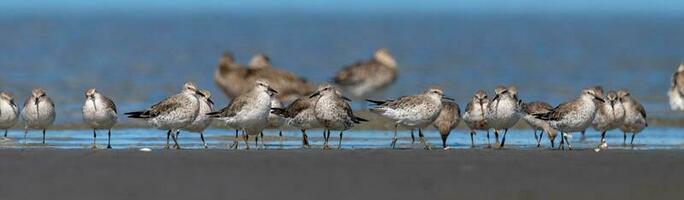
[
  {"x1": 617, "y1": 90, "x2": 647, "y2": 147},
  {"x1": 592, "y1": 91, "x2": 625, "y2": 148},
  {"x1": 179, "y1": 89, "x2": 214, "y2": 149},
  {"x1": 263, "y1": 98, "x2": 286, "y2": 148},
  {"x1": 0, "y1": 92, "x2": 19, "y2": 138},
  {"x1": 486, "y1": 85, "x2": 522, "y2": 148},
  {"x1": 270, "y1": 93, "x2": 323, "y2": 149},
  {"x1": 21, "y1": 88, "x2": 56, "y2": 144},
  {"x1": 580, "y1": 86, "x2": 604, "y2": 141},
  {"x1": 208, "y1": 80, "x2": 277, "y2": 150},
  {"x1": 521, "y1": 101, "x2": 555, "y2": 148},
  {"x1": 82, "y1": 88, "x2": 118, "y2": 149},
  {"x1": 432, "y1": 101, "x2": 461, "y2": 149},
  {"x1": 311, "y1": 85, "x2": 367, "y2": 150},
  {"x1": 668, "y1": 63, "x2": 684, "y2": 110},
  {"x1": 462, "y1": 90, "x2": 490, "y2": 147},
  {"x1": 367, "y1": 88, "x2": 451, "y2": 150},
  {"x1": 244, "y1": 54, "x2": 315, "y2": 103},
  {"x1": 534, "y1": 87, "x2": 605, "y2": 150},
  {"x1": 125, "y1": 82, "x2": 203, "y2": 149},
  {"x1": 333, "y1": 48, "x2": 398, "y2": 99},
  {"x1": 214, "y1": 51, "x2": 249, "y2": 99}
]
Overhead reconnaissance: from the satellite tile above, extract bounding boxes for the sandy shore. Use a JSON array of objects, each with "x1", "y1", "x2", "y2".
[{"x1": 0, "y1": 149, "x2": 682, "y2": 200}]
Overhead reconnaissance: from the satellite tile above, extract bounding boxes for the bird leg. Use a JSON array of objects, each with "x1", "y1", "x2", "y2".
[
  {"x1": 279, "y1": 130, "x2": 283, "y2": 149},
  {"x1": 92, "y1": 129, "x2": 97, "y2": 149},
  {"x1": 301, "y1": 129, "x2": 310, "y2": 148},
  {"x1": 499, "y1": 129, "x2": 508, "y2": 148},
  {"x1": 486, "y1": 130, "x2": 491, "y2": 148},
  {"x1": 229, "y1": 129, "x2": 239, "y2": 150},
  {"x1": 170, "y1": 130, "x2": 181, "y2": 150},
  {"x1": 390, "y1": 124, "x2": 398, "y2": 149},
  {"x1": 4, "y1": 129, "x2": 7, "y2": 138},
  {"x1": 322, "y1": 129, "x2": 331, "y2": 150},
  {"x1": 559, "y1": 132, "x2": 565, "y2": 150},
  {"x1": 470, "y1": 131, "x2": 475, "y2": 148},
  {"x1": 243, "y1": 133, "x2": 250, "y2": 150},
  {"x1": 165, "y1": 130, "x2": 171, "y2": 149},
  {"x1": 533, "y1": 129, "x2": 539, "y2": 147},
  {"x1": 107, "y1": 129, "x2": 112, "y2": 149},
  {"x1": 23, "y1": 127, "x2": 28, "y2": 145},
  {"x1": 580, "y1": 131, "x2": 586, "y2": 141},
  {"x1": 441, "y1": 133, "x2": 448, "y2": 149},
  {"x1": 564, "y1": 133, "x2": 573, "y2": 150},
  {"x1": 538, "y1": 130, "x2": 544, "y2": 148},
  {"x1": 410, "y1": 129, "x2": 415, "y2": 144},
  {"x1": 630, "y1": 133, "x2": 636, "y2": 147},
  {"x1": 494, "y1": 130, "x2": 500, "y2": 145},
  {"x1": 42, "y1": 129, "x2": 46, "y2": 144},
  {"x1": 200, "y1": 131, "x2": 208, "y2": 149},
  {"x1": 338, "y1": 131, "x2": 343, "y2": 150},
  {"x1": 256, "y1": 133, "x2": 261, "y2": 150},
  {"x1": 418, "y1": 129, "x2": 431, "y2": 150},
  {"x1": 623, "y1": 132, "x2": 627, "y2": 146}
]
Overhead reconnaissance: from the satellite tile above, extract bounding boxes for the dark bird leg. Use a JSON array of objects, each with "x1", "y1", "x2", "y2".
[
  {"x1": 256, "y1": 132, "x2": 261, "y2": 149},
  {"x1": 486, "y1": 130, "x2": 491, "y2": 148},
  {"x1": 538, "y1": 130, "x2": 544, "y2": 147},
  {"x1": 564, "y1": 133, "x2": 573, "y2": 150},
  {"x1": 200, "y1": 131, "x2": 208, "y2": 149},
  {"x1": 230, "y1": 129, "x2": 239, "y2": 149},
  {"x1": 243, "y1": 132, "x2": 250, "y2": 150},
  {"x1": 165, "y1": 130, "x2": 171, "y2": 149},
  {"x1": 107, "y1": 129, "x2": 112, "y2": 149},
  {"x1": 323, "y1": 129, "x2": 331, "y2": 150},
  {"x1": 559, "y1": 132, "x2": 565, "y2": 150},
  {"x1": 630, "y1": 133, "x2": 636, "y2": 147},
  {"x1": 441, "y1": 133, "x2": 448, "y2": 149},
  {"x1": 301, "y1": 129, "x2": 310, "y2": 148},
  {"x1": 410, "y1": 129, "x2": 415, "y2": 144},
  {"x1": 499, "y1": 129, "x2": 508, "y2": 148},
  {"x1": 338, "y1": 131, "x2": 343, "y2": 150},
  {"x1": 533, "y1": 129, "x2": 539, "y2": 147},
  {"x1": 279, "y1": 130, "x2": 283, "y2": 149},
  {"x1": 470, "y1": 131, "x2": 475, "y2": 148},
  {"x1": 92, "y1": 129, "x2": 97, "y2": 149},
  {"x1": 418, "y1": 129, "x2": 431, "y2": 150},
  {"x1": 550, "y1": 136, "x2": 555, "y2": 149},
  {"x1": 23, "y1": 127, "x2": 28, "y2": 145},
  {"x1": 600, "y1": 131, "x2": 607, "y2": 147},
  {"x1": 623, "y1": 132, "x2": 627, "y2": 146},
  {"x1": 171, "y1": 130, "x2": 181, "y2": 150},
  {"x1": 42, "y1": 129, "x2": 46, "y2": 144},
  {"x1": 4, "y1": 129, "x2": 7, "y2": 137},
  {"x1": 390, "y1": 124, "x2": 398, "y2": 149},
  {"x1": 494, "y1": 130, "x2": 500, "y2": 144},
  {"x1": 580, "y1": 130, "x2": 586, "y2": 141}
]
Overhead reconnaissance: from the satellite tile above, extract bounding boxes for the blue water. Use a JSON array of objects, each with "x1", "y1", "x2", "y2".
[
  {"x1": 1, "y1": 14, "x2": 684, "y2": 124},
  {"x1": 1, "y1": 128, "x2": 682, "y2": 150}
]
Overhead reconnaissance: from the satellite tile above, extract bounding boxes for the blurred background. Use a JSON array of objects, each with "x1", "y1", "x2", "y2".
[{"x1": 1, "y1": 0, "x2": 683, "y2": 125}]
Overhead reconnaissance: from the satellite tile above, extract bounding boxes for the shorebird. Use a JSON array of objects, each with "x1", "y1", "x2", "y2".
[
  {"x1": 311, "y1": 84, "x2": 367, "y2": 149},
  {"x1": 0, "y1": 92, "x2": 19, "y2": 138},
  {"x1": 462, "y1": 90, "x2": 490, "y2": 147},
  {"x1": 592, "y1": 91, "x2": 625, "y2": 148},
  {"x1": 333, "y1": 48, "x2": 398, "y2": 99},
  {"x1": 432, "y1": 101, "x2": 460, "y2": 149},
  {"x1": 21, "y1": 88, "x2": 56, "y2": 144},
  {"x1": 522, "y1": 101, "x2": 556, "y2": 148},
  {"x1": 208, "y1": 80, "x2": 277, "y2": 150},
  {"x1": 178, "y1": 89, "x2": 214, "y2": 149},
  {"x1": 82, "y1": 88, "x2": 118, "y2": 149},
  {"x1": 214, "y1": 51, "x2": 249, "y2": 99},
  {"x1": 534, "y1": 87, "x2": 605, "y2": 150},
  {"x1": 367, "y1": 88, "x2": 451, "y2": 150},
  {"x1": 617, "y1": 90, "x2": 647, "y2": 147},
  {"x1": 244, "y1": 53, "x2": 315, "y2": 103},
  {"x1": 580, "y1": 86, "x2": 604, "y2": 141},
  {"x1": 263, "y1": 98, "x2": 286, "y2": 148},
  {"x1": 125, "y1": 82, "x2": 203, "y2": 149},
  {"x1": 486, "y1": 85, "x2": 522, "y2": 148},
  {"x1": 271, "y1": 93, "x2": 323, "y2": 148},
  {"x1": 668, "y1": 63, "x2": 684, "y2": 110}
]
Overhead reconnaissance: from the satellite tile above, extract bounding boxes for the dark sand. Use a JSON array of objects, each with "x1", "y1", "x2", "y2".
[{"x1": 0, "y1": 149, "x2": 682, "y2": 200}]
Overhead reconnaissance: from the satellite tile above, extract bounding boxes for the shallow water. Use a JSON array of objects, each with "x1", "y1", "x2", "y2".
[
  {"x1": 1, "y1": 14, "x2": 684, "y2": 124},
  {"x1": 1, "y1": 128, "x2": 681, "y2": 150}
]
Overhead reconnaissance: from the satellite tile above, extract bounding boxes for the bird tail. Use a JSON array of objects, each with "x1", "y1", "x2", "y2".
[{"x1": 124, "y1": 111, "x2": 149, "y2": 119}]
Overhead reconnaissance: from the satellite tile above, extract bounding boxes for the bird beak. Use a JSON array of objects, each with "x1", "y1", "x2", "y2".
[
  {"x1": 442, "y1": 97, "x2": 455, "y2": 101},
  {"x1": 309, "y1": 91, "x2": 321, "y2": 98},
  {"x1": 492, "y1": 95, "x2": 500, "y2": 102},
  {"x1": 342, "y1": 96, "x2": 352, "y2": 102},
  {"x1": 594, "y1": 95, "x2": 605, "y2": 103},
  {"x1": 268, "y1": 87, "x2": 278, "y2": 94},
  {"x1": 195, "y1": 91, "x2": 204, "y2": 97},
  {"x1": 34, "y1": 98, "x2": 40, "y2": 106},
  {"x1": 91, "y1": 98, "x2": 97, "y2": 111},
  {"x1": 207, "y1": 98, "x2": 214, "y2": 105}
]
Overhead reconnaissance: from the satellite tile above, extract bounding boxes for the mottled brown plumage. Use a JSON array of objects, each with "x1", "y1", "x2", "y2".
[
  {"x1": 432, "y1": 101, "x2": 461, "y2": 149},
  {"x1": 333, "y1": 48, "x2": 398, "y2": 99}
]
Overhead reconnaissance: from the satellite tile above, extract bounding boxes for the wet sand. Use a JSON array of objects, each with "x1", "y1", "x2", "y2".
[{"x1": 0, "y1": 149, "x2": 682, "y2": 200}]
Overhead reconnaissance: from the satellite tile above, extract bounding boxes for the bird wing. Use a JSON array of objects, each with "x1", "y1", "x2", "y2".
[
  {"x1": 103, "y1": 96, "x2": 118, "y2": 114},
  {"x1": 285, "y1": 98, "x2": 313, "y2": 118},
  {"x1": 333, "y1": 60, "x2": 379, "y2": 86}
]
